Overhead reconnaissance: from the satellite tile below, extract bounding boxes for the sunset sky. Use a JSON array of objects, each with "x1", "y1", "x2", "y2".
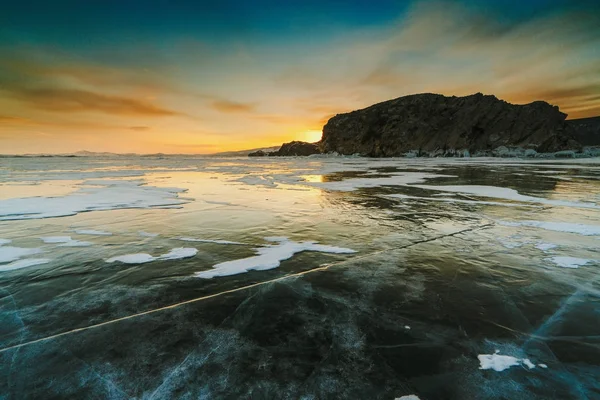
[{"x1": 1, "y1": 0, "x2": 599, "y2": 154}]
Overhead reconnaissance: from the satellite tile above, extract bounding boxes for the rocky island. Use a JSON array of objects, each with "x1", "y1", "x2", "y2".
[{"x1": 256, "y1": 93, "x2": 599, "y2": 158}]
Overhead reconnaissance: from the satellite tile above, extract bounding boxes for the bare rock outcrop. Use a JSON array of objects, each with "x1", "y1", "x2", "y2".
[{"x1": 321, "y1": 93, "x2": 581, "y2": 156}]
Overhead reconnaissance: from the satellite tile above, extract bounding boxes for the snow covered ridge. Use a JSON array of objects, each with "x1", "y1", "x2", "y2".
[
  {"x1": 0, "y1": 179, "x2": 189, "y2": 221},
  {"x1": 106, "y1": 247, "x2": 199, "y2": 264},
  {"x1": 195, "y1": 237, "x2": 356, "y2": 278}
]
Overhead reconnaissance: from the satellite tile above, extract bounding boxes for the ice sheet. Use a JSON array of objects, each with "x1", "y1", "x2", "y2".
[
  {"x1": 305, "y1": 173, "x2": 455, "y2": 192},
  {"x1": 195, "y1": 237, "x2": 356, "y2": 278},
  {"x1": 179, "y1": 237, "x2": 244, "y2": 245},
  {"x1": 106, "y1": 247, "x2": 198, "y2": 264},
  {"x1": 478, "y1": 352, "x2": 537, "y2": 372},
  {"x1": 0, "y1": 258, "x2": 51, "y2": 272},
  {"x1": 41, "y1": 236, "x2": 92, "y2": 247},
  {"x1": 0, "y1": 179, "x2": 188, "y2": 220},
  {"x1": 413, "y1": 185, "x2": 599, "y2": 209},
  {"x1": 548, "y1": 256, "x2": 593, "y2": 269},
  {"x1": 0, "y1": 246, "x2": 42, "y2": 263},
  {"x1": 74, "y1": 229, "x2": 112, "y2": 236},
  {"x1": 498, "y1": 220, "x2": 600, "y2": 236}
]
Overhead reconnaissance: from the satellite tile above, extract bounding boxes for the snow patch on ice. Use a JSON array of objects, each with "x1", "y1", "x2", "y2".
[
  {"x1": 548, "y1": 256, "x2": 592, "y2": 269},
  {"x1": 106, "y1": 247, "x2": 198, "y2": 264},
  {"x1": 478, "y1": 351, "x2": 537, "y2": 372},
  {"x1": 538, "y1": 364, "x2": 548, "y2": 368},
  {"x1": 179, "y1": 237, "x2": 244, "y2": 245},
  {"x1": 0, "y1": 258, "x2": 51, "y2": 272},
  {"x1": 307, "y1": 173, "x2": 455, "y2": 192},
  {"x1": 498, "y1": 220, "x2": 600, "y2": 236},
  {"x1": 74, "y1": 229, "x2": 112, "y2": 236},
  {"x1": 160, "y1": 247, "x2": 199, "y2": 260},
  {"x1": 395, "y1": 396, "x2": 420, "y2": 400},
  {"x1": 536, "y1": 243, "x2": 558, "y2": 252},
  {"x1": 404, "y1": 325, "x2": 411, "y2": 330},
  {"x1": 41, "y1": 236, "x2": 92, "y2": 247},
  {"x1": 139, "y1": 231, "x2": 159, "y2": 237},
  {"x1": 414, "y1": 184, "x2": 599, "y2": 209},
  {"x1": 0, "y1": 179, "x2": 188, "y2": 221},
  {"x1": 106, "y1": 253, "x2": 157, "y2": 264},
  {"x1": 195, "y1": 237, "x2": 356, "y2": 278},
  {"x1": 0, "y1": 246, "x2": 42, "y2": 263},
  {"x1": 0, "y1": 239, "x2": 11, "y2": 246}
]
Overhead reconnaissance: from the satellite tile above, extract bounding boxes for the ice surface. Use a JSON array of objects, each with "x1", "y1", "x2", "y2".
[
  {"x1": 0, "y1": 179, "x2": 188, "y2": 220},
  {"x1": 0, "y1": 246, "x2": 42, "y2": 263},
  {"x1": 0, "y1": 258, "x2": 51, "y2": 272},
  {"x1": 396, "y1": 396, "x2": 420, "y2": 400},
  {"x1": 106, "y1": 247, "x2": 198, "y2": 264},
  {"x1": 139, "y1": 231, "x2": 159, "y2": 237},
  {"x1": 536, "y1": 243, "x2": 558, "y2": 252},
  {"x1": 404, "y1": 325, "x2": 411, "y2": 330},
  {"x1": 413, "y1": 185, "x2": 599, "y2": 209},
  {"x1": 498, "y1": 220, "x2": 600, "y2": 236},
  {"x1": 0, "y1": 238, "x2": 11, "y2": 246},
  {"x1": 478, "y1": 352, "x2": 537, "y2": 371},
  {"x1": 41, "y1": 236, "x2": 92, "y2": 247},
  {"x1": 195, "y1": 237, "x2": 356, "y2": 278},
  {"x1": 160, "y1": 247, "x2": 199, "y2": 260},
  {"x1": 106, "y1": 253, "x2": 157, "y2": 264},
  {"x1": 179, "y1": 237, "x2": 244, "y2": 245},
  {"x1": 306, "y1": 173, "x2": 455, "y2": 192},
  {"x1": 539, "y1": 364, "x2": 548, "y2": 368},
  {"x1": 74, "y1": 229, "x2": 112, "y2": 236},
  {"x1": 548, "y1": 256, "x2": 592, "y2": 269},
  {"x1": 386, "y1": 193, "x2": 534, "y2": 208}
]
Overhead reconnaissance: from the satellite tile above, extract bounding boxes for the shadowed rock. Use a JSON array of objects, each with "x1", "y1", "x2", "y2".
[
  {"x1": 567, "y1": 117, "x2": 600, "y2": 146},
  {"x1": 269, "y1": 141, "x2": 322, "y2": 156},
  {"x1": 321, "y1": 93, "x2": 581, "y2": 157}
]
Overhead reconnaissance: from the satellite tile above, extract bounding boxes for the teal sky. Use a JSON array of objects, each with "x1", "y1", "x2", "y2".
[{"x1": 1, "y1": 0, "x2": 599, "y2": 154}]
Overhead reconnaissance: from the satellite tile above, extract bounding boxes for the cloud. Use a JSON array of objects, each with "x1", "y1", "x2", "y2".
[
  {"x1": 210, "y1": 99, "x2": 255, "y2": 113},
  {"x1": 8, "y1": 87, "x2": 179, "y2": 116},
  {"x1": 128, "y1": 126, "x2": 151, "y2": 131}
]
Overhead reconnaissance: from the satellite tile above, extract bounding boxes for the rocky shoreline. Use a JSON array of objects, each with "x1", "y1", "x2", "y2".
[{"x1": 253, "y1": 93, "x2": 600, "y2": 158}]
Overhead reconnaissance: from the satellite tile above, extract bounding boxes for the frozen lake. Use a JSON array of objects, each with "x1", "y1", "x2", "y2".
[{"x1": 1, "y1": 155, "x2": 599, "y2": 399}]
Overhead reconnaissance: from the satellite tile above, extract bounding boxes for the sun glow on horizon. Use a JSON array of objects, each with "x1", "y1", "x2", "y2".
[{"x1": 301, "y1": 130, "x2": 323, "y2": 143}]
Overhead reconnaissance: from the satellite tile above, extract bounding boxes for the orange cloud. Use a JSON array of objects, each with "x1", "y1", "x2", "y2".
[
  {"x1": 128, "y1": 126, "x2": 151, "y2": 131},
  {"x1": 210, "y1": 99, "x2": 256, "y2": 113},
  {"x1": 10, "y1": 87, "x2": 179, "y2": 116}
]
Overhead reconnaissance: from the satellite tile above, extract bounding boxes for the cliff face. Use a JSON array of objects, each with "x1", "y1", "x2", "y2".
[
  {"x1": 567, "y1": 117, "x2": 600, "y2": 146},
  {"x1": 321, "y1": 93, "x2": 580, "y2": 156}
]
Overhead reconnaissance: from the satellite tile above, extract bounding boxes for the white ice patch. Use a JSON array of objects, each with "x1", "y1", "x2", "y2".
[
  {"x1": 404, "y1": 325, "x2": 411, "y2": 330},
  {"x1": 195, "y1": 237, "x2": 356, "y2": 278},
  {"x1": 0, "y1": 246, "x2": 42, "y2": 263},
  {"x1": 538, "y1": 364, "x2": 548, "y2": 368},
  {"x1": 179, "y1": 237, "x2": 244, "y2": 245},
  {"x1": 0, "y1": 239, "x2": 11, "y2": 246},
  {"x1": 0, "y1": 258, "x2": 51, "y2": 272},
  {"x1": 498, "y1": 220, "x2": 600, "y2": 236},
  {"x1": 106, "y1": 253, "x2": 157, "y2": 264},
  {"x1": 0, "y1": 179, "x2": 188, "y2": 221},
  {"x1": 106, "y1": 247, "x2": 198, "y2": 264},
  {"x1": 234, "y1": 175, "x2": 277, "y2": 188},
  {"x1": 478, "y1": 352, "x2": 537, "y2": 372},
  {"x1": 74, "y1": 229, "x2": 112, "y2": 236},
  {"x1": 307, "y1": 173, "x2": 455, "y2": 192},
  {"x1": 139, "y1": 231, "x2": 159, "y2": 237},
  {"x1": 395, "y1": 396, "x2": 420, "y2": 400},
  {"x1": 548, "y1": 256, "x2": 592, "y2": 269},
  {"x1": 160, "y1": 247, "x2": 199, "y2": 260},
  {"x1": 413, "y1": 185, "x2": 599, "y2": 209},
  {"x1": 536, "y1": 243, "x2": 558, "y2": 252},
  {"x1": 41, "y1": 236, "x2": 92, "y2": 247}
]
